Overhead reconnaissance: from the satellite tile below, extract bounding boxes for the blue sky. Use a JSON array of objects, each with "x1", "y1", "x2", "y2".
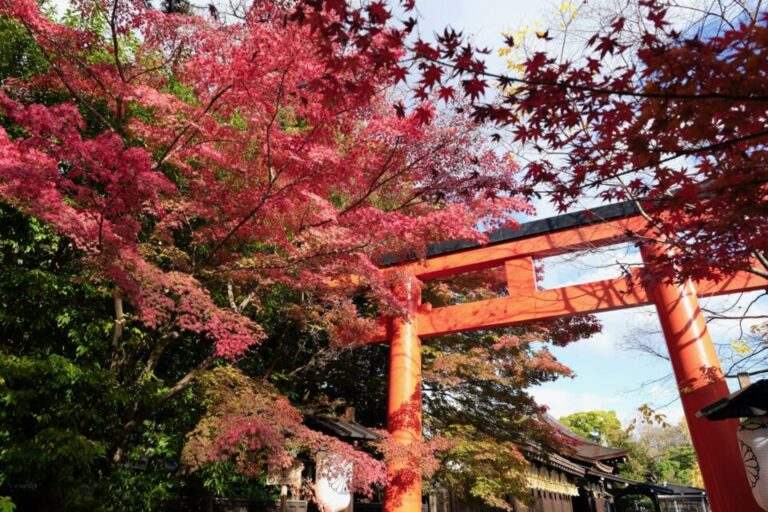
[{"x1": 415, "y1": 0, "x2": 768, "y2": 426}]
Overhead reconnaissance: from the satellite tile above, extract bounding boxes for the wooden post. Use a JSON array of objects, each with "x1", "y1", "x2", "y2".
[
  {"x1": 280, "y1": 484, "x2": 288, "y2": 512},
  {"x1": 384, "y1": 274, "x2": 422, "y2": 512},
  {"x1": 641, "y1": 244, "x2": 761, "y2": 512}
]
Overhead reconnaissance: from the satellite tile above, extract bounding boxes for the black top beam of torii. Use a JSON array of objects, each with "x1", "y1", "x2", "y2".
[{"x1": 381, "y1": 200, "x2": 641, "y2": 266}]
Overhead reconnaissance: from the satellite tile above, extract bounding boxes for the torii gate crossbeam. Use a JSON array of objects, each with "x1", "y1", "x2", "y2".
[{"x1": 371, "y1": 201, "x2": 768, "y2": 512}]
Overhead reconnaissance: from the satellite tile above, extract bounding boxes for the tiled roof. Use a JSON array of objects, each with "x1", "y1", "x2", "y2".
[
  {"x1": 587, "y1": 468, "x2": 706, "y2": 497},
  {"x1": 541, "y1": 414, "x2": 630, "y2": 464},
  {"x1": 305, "y1": 416, "x2": 380, "y2": 441}
]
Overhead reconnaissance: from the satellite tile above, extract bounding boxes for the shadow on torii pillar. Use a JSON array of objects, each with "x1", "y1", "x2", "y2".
[{"x1": 366, "y1": 200, "x2": 768, "y2": 512}]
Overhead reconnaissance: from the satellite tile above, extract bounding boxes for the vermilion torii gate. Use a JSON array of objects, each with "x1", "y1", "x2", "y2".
[{"x1": 368, "y1": 201, "x2": 768, "y2": 512}]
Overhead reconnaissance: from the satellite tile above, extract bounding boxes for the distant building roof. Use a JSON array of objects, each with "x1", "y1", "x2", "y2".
[
  {"x1": 305, "y1": 416, "x2": 380, "y2": 441},
  {"x1": 587, "y1": 468, "x2": 707, "y2": 499},
  {"x1": 541, "y1": 414, "x2": 630, "y2": 466},
  {"x1": 654, "y1": 481, "x2": 708, "y2": 498}
]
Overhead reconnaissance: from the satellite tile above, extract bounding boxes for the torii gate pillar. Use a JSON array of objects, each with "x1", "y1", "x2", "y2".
[
  {"x1": 641, "y1": 244, "x2": 760, "y2": 512},
  {"x1": 385, "y1": 274, "x2": 423, "y2": 512}
]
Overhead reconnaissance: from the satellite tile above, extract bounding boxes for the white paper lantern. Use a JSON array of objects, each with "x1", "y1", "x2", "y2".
[
  {"x1": 315, "y1": 452, "x2": 353, "y2": 512},
  {"x1": 737, "y1": 416, "x2": 768, "y2": 511}
]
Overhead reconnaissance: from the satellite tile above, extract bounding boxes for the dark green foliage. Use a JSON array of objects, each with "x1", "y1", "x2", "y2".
[
  {"x1": 0, "y1": 205, "x2": 380, "y2": 510},
  {"x1": 648, "y1": 445, "x2": 698, "y2": 485},
  {"x1": 560, "y1": 410, "x2": 628, "y2": 446},
  {"x1": 0, "y1": 207, "x2": 115, "y2": 510},
  {"x1": 0, "y1": 207, "x2": 205, "y2": 510},
  {"x1": 0, "y1": 17, "x2": 47, "y2": 80}
]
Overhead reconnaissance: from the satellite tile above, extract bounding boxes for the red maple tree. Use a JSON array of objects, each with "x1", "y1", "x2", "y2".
[
  {"x1": 294, "y1": 0, "x2": 768, "y2": 284},
  {"x1": 0, "y1": 0, "x2": 531, "y2": 357},
  {"x1": 0, "y1": 0, "x2": 549, "y2": 495}
]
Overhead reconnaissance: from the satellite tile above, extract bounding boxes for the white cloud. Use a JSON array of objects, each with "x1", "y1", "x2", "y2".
[
  {"x1": 531, "y1": 387, "x2": 624, "y2": 419},
  {"x1": 576, "y1": 330, "x2": 618, "y2": 355},
  {"x1": 531, "y1": 384, "x2": 685, "y2": 427}
]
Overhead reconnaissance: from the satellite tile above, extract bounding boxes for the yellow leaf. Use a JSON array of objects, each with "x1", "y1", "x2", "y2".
[{"x1": 731, "y1": 338, "x2": 753, "y2": 356}]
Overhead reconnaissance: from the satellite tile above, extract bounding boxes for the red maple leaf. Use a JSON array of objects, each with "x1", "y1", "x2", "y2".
[
  {"x1": 437, "y1": 86, "x2": 455, "y2": 102},
  {"x1": 391, "y1": 66, "x2": 408, "y2": 83},
  {"x1": 413, "y1": 102, "x2": 435, "y2": 125},
  {"x1": 367, "y1": 2, "x2": 390, "y2": 23},
  {"x1": 420, "y1": 64, "x2": 442, "y2": 89},
  {"x1": 462, "y1": 78, "x2": 487, "y2": 101},
  {"x1": 413, "y1": 39, "x2": 439, "y2": 59}
]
